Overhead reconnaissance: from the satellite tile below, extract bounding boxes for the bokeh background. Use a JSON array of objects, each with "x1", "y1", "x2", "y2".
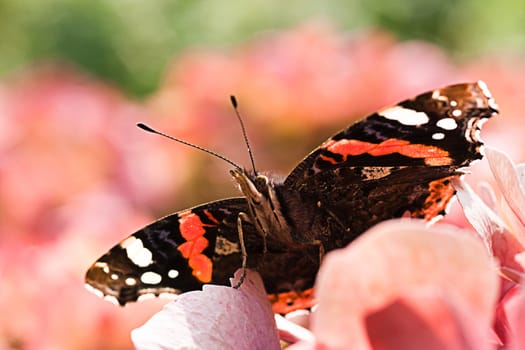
[{"x1": 2, "y1": 1, "x2": 525, "y2": 349}]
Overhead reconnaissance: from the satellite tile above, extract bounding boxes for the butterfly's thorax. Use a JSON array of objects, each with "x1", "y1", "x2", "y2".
[{"x1": 230, "y1": 169, "x2": 298, "y2": 248}]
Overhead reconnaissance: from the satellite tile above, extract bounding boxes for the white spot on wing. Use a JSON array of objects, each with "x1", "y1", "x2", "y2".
[
  {"x1": 432, "y1": 89, "x2": 448, "y2": 102},
  {"x1": 125, "y1": 277, "x2": 137, "y2": 286},
  {"x1": 168, "y1": 269, "x2": 179, "y2": 279},
  {"x1": 477, "y1": 80, "x2": 499, "y2": 110},
  {"x1": 110, "y1": 273, "x2": 119, "y2": 280},
  {"x1": 474, "y1": 129, "x2": 482, "y2": 142},
  {"x1": 85, "y1": 283, "x2": 104, "y2": 298},
  {"x1": 94, "y1": 262, "x2": 110, "y2": 274},
  {"x1": 452, "y1": 109, "x2": 462, "y2": 117},
  {"x1": 379, "y1": 106, "x2": 429, "y2": 126},
  {"x1": 137, "y1": 294, "x2": 156, "y2": 302},
  {"x1": 432, "y1": 133, "x2": 445, "y2": 140},
  {"x1": 477, "y1": 80, "x2": 492, "y2": 98},
  {"x1": 103, "y1": 295, "x2": 120, "y2": 305},
  {"x1": 159, "y1": 293, "x2": 178, "y2": 301},
  {"x1": 436, "y1": 118, "x2": 458, "y2": 130},
  {"x1": 120, "y1": 236, "x2": 153, "y2": 268},
  {"x1": 141, "y1": 271, "x2": 162, "y2": 284},
  {"x1": 120, "y1": 236, "x2": 137, "y2": 248},
  {"x1": 465, "y1": 118, "x2": 476, "y2": 142},
  {"x1": 450, "y1": 100, "x2": 458, "y2": 107}
]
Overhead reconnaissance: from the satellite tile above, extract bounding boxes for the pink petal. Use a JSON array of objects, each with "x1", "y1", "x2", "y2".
[
  {"x1": 275, "y1": 314, "x2": 315, "y2": 344},
  {"x1": 312, "y1": 220, "x2": 499, "y2": 349},
  {"x1": 452, "y1": 177, "x2": 506, "y2": 249},
  {"x1": 454, "y1": 178, "x2": 525, "y2": 273},
  {"x1": 486, "y1": 147, "x2": 525, "y2": 228},
  {"x1": 514, "y1": 164, "x2": 525, "y2": 189},
  {"x1": 500, "y1": 285, "x2": 525, "y2": 349},
  {"x1": 131, "y1": 270, "x2": 279, "y2": 350},
  {"x1": 515, "y1": 252, "x2": 525, "y2": 270},
  {"x1": 365, "y1": 288, "x2": 489, "y2": 350},
  {"x1": 287, "y1": 341, "x2": 316, "y2": 350},
  {"x1": 498, "y1": 198, "x2": 525, "y2": 244}
]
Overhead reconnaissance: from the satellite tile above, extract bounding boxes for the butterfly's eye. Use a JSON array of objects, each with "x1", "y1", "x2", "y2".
[{"x1": 254, "y1": 175, "x2": 269, "y2": 190}]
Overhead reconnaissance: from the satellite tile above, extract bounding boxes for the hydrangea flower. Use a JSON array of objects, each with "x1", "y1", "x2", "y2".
[{"x1": 132, "y1": 147, "x2": 525, "y2": 349}]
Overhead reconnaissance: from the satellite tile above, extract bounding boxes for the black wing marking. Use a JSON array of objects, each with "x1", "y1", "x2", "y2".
[
  {"x1": 279, "y1": 81, "x2": 498, "y2": 247},
  {"x1": 285, "y1": 81, "x2": 498, "y2": 187},
  {"x1": 85, "y1": 198, "x2": 264, "y2": 305}
]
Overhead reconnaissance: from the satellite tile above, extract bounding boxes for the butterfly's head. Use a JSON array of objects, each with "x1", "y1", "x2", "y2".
[{"x1": 229, "y1": 168, "x2": 270, "y2": 201}]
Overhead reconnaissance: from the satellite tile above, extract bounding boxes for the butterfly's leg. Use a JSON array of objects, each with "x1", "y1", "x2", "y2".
[
  {"x1": 317, "y1": 201, "x2": 347, "y2": 233},
  {"x1": 233, "y1": 213, "x2": 249, "y2": 289},
  {"x1": 311, "y1": 239, "x2": 325, "y2": 266}
]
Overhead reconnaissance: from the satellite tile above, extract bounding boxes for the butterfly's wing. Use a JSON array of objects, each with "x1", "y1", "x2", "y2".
[
  {"x1": 86, "y1": 81, "x2": 499, "y2": 312},
  {"x1": 85, "y1": 198, "x2": 267, "y2": 305},
  {"x1": 282, "y1": 81, "x2": 498, "y2": 246}
]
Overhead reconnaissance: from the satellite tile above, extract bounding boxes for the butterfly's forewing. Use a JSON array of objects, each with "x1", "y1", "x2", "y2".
[
  {"x1": 282, "y1": 81, "x2": 498, "y2": 245},
  {"x1": 286, "y1": 82, "x2": 497, "y2": 182},
  {"x1": 85, "y1": 198, "x2": 263, "y2": 305}
]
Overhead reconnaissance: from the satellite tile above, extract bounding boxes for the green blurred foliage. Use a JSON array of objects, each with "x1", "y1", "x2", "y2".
[{"x1": 1, "y1": 0, "x2": 524, "y2": 96}]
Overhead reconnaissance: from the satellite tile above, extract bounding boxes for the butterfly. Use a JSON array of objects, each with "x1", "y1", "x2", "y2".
[{"x1": 86, "y1": 81, "x2": 498, "y2": 314}]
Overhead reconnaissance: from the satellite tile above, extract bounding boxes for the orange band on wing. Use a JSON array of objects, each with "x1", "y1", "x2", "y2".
[
  {"x1": 177, "y1": 236, "x2": 209, "y2": 259},
  {"x1": 269, "y1": 288, "x2": 315, "y2": 314},
  {"x1": 177, "y1": 211, "x2": 215, "y2": 283},
  {"x1": 188, "y1": 254, "x2": 213, "y2": 283},
  {"x1": 178, "y1": 211, "x2": 207, "y2": 241},
  {"x1": 324, "y1": 138, "x2": 451, "y2": 165}
]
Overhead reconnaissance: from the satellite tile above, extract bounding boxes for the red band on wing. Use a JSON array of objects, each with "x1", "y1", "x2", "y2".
[
  {"x1": 269, "y1": 288, "x2": 315, "y2": 314},
  {"x1": 177, "y1": 211, "x2": 214, "y2": 283},
  {"x1": 178, "y1": 211, "x2": 207, "y2": 241},
  {"x1": 178, "y1": 236, "x2": 209, "y2": 259},
  {"x1": 203, "y1": 209, "x2": 220, "y2": 224},
  {"x1": 188, "y1": 254, "x2": 213, "y2": 284},
  {"x1": 324, "y1": 138, "x2": 451, "y2": 165},
  {"x1": 412, "y1": 176, "x2": 456, "y2": 220}
]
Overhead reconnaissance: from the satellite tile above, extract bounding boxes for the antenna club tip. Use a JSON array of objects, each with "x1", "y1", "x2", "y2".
[
  {"x1": 230, "y1": 95, "x2": 238, "y2": 108},
  {"x1": 137, "y1": 122, "x2": 156, "y2": 133}
]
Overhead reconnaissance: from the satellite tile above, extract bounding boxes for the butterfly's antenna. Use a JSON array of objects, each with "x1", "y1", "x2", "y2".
[
  {"x1": 230, "y1": 96, "x2": 257, "y2": 175},
  {"x1": 137, "y1": 123, "x2": 243, "y2": 171}
]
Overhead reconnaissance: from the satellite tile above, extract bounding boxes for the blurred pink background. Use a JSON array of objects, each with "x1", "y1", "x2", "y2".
[{"x1": 1, "y1": 23, "x2": 524, "y2": 349}]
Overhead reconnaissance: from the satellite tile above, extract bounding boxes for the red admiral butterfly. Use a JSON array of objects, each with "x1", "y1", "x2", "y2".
[{"x1": 85, "y1": 81, "x2": 498, "y2": 314}]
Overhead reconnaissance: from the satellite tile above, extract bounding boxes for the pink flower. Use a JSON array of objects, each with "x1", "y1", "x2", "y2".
[
  {"x1": 0, "y1": 66, "x2": 175, "y2": 349},
  {"x1": 454, "y1": 147, "x2": 525, "y2": 347},
  {"x1": 133, "y1": 219, "x2": 503, "y2": 349},
  {"x1": 289, "y1": 220, "x2": 500, "y2": 349},
  {"x1": 4, "y1": 23, "x2": 525, "y2": 349},
  {"x1": 283, "y1": 147, "x2": 525, "y2": 349},
  {"x1": 132, "y1": 270, "x2": 280, "y2": 349}
]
